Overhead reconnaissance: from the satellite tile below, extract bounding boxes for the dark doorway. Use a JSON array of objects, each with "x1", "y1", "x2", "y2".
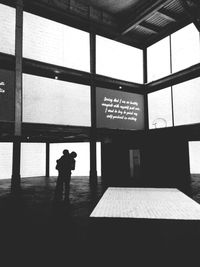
[{"x1": 129, "y1": 149, "x2": 141, "y2": 186}]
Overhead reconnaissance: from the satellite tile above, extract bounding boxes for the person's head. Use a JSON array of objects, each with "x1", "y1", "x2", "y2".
[
  {"x1": 63, "y1": 149, "x2": 69, "y2": 156},
  {"x1": 70, "y1": 151, "x2": 77, "y2": 158}
]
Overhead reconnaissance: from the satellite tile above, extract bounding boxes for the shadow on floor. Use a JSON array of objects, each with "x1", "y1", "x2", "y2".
[{"x1": 0, "y1": 176, "x2": 105, "y2": 266}]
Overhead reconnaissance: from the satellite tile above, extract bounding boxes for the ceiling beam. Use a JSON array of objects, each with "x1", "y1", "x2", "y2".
[
  {"x1": 181, "y1": 0, "x2": 200, "y2": 32},
  {"x1": 147, "y1": 63, "x2": 200, "y2": 92},
  {"x1": 121, "y1": 0, "x2": 173, "y2": 36},
  {"x1": 144, "y1": 17, "x2": 190, "y2": 47},
  {"x1": 157, "y1": 9, "x2": 178, "y2": 22},
  {"x1": 140, "y1": 22, "x2": 161, "y2": 33}
]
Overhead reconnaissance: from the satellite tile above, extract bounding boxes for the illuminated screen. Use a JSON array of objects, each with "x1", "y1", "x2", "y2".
[
  {"x1": 96, "y1": 35, "x2": 143, "y2": 83},
  {"x1": 23, "y1": 74, "x2": 91, "y2": 126},
  {"x1": 0, "y1": 4, "x2": 15, "y2": 55},
  {"x1": 96, "y1": 87, "x2": 144, "y2": 130},
  {"x1": 0, "y1": 69, "x2": 15, "y2": 122},
  {"x1": 173, "y1": 77, "x2": 200, "y2": 126},
  {"x1": 23, "y1": 12, "x2": 90, "y2": 71},
  {"x1": 171, "y1": 23, "x2": 200, "y2": 73},
  {"x1": 148, "y1": 87, "x2": 173, "y2": 129},
  {"x1": 50, "y1": 142, "x2": 101, "y2": 177},
  {"x1": 0, "y1": 142, "x2": 13, "y2": 179},
  {"x1": 147, "y1": 37, "x2": 171, "y2": 82},
  {"x1": 189, "y1": 141, "x2": 200, "y2": 174},
  {"x1": 21, "y1": 143, "x2": 46, "y2": 178}
]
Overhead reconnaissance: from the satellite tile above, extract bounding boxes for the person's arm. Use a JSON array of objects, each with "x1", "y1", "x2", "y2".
[{"x1": 71, "y1": 159, "x2": 76, "y2": 170}]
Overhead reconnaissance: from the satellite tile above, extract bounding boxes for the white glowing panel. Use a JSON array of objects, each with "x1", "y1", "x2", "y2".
[
  {"x1": 96, "y1": 35, "x2": 143, "y2": 83},
  {"x1": 50, "y1": 142, "x2": 101, "y2": 177},
  {"x1": 147, "y1": 36, "x2": 171, "y2": 82},
  {"x1": 148, "y1": 88, "x2": 173, "y2": 129},
  {"x1": 173, "y1": 77, "x2": 200, "y2": 126},
  {"x1": 23, "y1": 74, "x2": 91, "y2": 126},
  {"x1": 0, "y1": 4, "x2": 15, "y2": 55},
  {"x1": 90, "y1": 187, "x2": 200, "y2": 220},
  {"x1": 171, "y1": 23, "x2": 200, "y2": 73},
  {"x1": 0, "y1": 143, "x2": 13, "y2": 179},
  {"x1": 23, "y1": 12, "x2": 90, "y2": 71},
  {"x1": 96, "y1": 142, "x2": 101, "y2": 176},
  {"x1": 21, "y1": 143, "x2": 46, "y2": 178},
  {"x1": 189, "y1": 141, "x2": 200, "y2": 174}
]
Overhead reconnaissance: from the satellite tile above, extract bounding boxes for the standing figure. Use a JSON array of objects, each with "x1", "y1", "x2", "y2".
[
  {"x1": 64, "y1": 151, "x2": 77, "y2": 201},
  {"x1": 54, "y1": 149, "x2": 71, "y2": 201}
]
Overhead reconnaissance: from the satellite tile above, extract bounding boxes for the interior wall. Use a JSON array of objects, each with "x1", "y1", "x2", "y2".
[
  {"x1": 101, "y1": 142, "x2": 130, "y2": 187},
  {"x1": 101, "y1": 133, "x2": 191, "y2": 195},
  {"x1": 141, "y1": 134, "x2": 191, "y2": 195}
]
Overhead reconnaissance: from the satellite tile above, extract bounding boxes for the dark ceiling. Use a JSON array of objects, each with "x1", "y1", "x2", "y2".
[
  {"x1": 22, "y1": 0, "x2": 200, "y2": 49},
  {"x1": 79, "y1": 0, "x2": 146, "y2": 15}
]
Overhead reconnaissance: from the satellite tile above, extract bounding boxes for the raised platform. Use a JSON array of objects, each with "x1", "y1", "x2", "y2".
[
  {"x1": 90, "y1": 187, "x2": 200, "y2": 220},
  {"x1": 89, "y1": 187, "x2": 200, "y2": 266}
]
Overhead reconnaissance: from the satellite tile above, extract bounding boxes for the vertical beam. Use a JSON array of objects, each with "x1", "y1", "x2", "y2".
[
  {"x1": 46, "y1": 142, "x2": 50, "y2": 177},
  {"x1": 12, "y1": 140, "x2": 21, "y2": 191},
  {"x1": 11, "y1": 0, "x2": 23, "y2": 191},
  {"x1": 143, "y1": 48, "x2": 149, "y2": 131},
  {"x1": 169, "y1": 35, "x2": 175, "y2": 127},
  {"x1": 14, "y1": 0, "x2": 23, "y2": 137},
  {"x1": 89, "y1": 32, "x2": 97, "y2": 184}
]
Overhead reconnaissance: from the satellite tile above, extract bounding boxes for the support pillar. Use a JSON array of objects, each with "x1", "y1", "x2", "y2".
[
  {"x1": 11, "y1": 0, "x2": 23, "y2": 191},
  {"x1": 90, "y1": 134, "x2": 97, "y2": 184},
  {"x1": 46, "y1": 142, "x2": 50, "y2": 177},
  {"x1": 143, "y1": 48, "x2": 149, "y2": 131},
  {"x1": 89, "y1": 32, "x2": 97, "y2": 184},
  {"x1": 11, "y1": 138, "x2": 21, "y2": 191}
]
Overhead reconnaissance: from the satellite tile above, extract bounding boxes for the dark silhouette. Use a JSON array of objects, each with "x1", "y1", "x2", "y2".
[
  {"x1": 64, "y1": 151, "x2": 77, "y2": 200},
  {"x1": 54, "y1": 149, "x2": 70, "y2": 201},
  {"x1": 54, "y1": 149, "x2": 77, "y2": 202}
]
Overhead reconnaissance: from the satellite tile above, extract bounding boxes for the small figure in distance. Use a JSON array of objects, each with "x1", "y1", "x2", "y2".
[
  {"x1": 54, "y1": 149, "x2": 71, "y2": 202},
  {"x1": 64, "y1": 151, "x2": 77, "y2": 201}
]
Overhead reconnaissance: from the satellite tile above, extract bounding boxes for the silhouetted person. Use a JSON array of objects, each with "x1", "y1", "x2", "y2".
[
  {"x1": 54, "y1": 149, "x2": 71, "y2": 201},
  {"x1": 64, "y1": 151, "x2": 77, "y2": 201}
]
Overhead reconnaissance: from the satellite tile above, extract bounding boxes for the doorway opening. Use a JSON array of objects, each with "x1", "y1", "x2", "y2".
[{"x1": 129, "y1": 149, "x2": 141, "y2": 186}]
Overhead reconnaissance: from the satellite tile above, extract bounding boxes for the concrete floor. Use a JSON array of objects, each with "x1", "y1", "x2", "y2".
[
  {"x1": 0, "y1": 175, "x2": 200, "y2": 267},
  {"x1": 0, "y1": 176, "x2": 104, "y2": 267}
]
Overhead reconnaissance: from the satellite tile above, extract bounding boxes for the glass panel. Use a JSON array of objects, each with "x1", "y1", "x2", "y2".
[
  {"x1": 0, "y1": 69, "x2": 15, "y2": 122},
  {"x1": 189, "y1": 141, "x2": 200, "y2": 174},
  {"x1": 173, "y1": 77, "x2": 200, "y2": 126},
  {"x1": 171, "y1": 23, "x2": 200, "y2": 73},
  {"x1": 148, "y1": 88, "x2": 173, "y2": 129},
  {"x1": 50, "y1": 142, "x2": 101, "y2": 177},
  {"x1": 96, "y1": 35, "x2": 143, "y2": 83},
  {"x1": 23, "y1": 74, "x2": 91, "y2": 126},
  {"x1": 96, "y1": 142, "x2": 101, "y2": 176},
  {"x1": 23, "y1": 12, "x2": 90, "y2": 71},
  {"x1": 21, "y1": 143, "x2": 46, "y2": 178},
  {"x1": 0, "y1": 4, "x2": 15, "y2": 55},
  {"x1": 189, "y1": 141, "x2": 200, "y2": 202},
  {"x1": 147, "y1": 36, "x2": 171, "y2": 82},
  {"x1": 0, "y1": 142, "x2": 13, "y2": 179},
  {"x1": 96, "y1": 87, "x2": 145, "y2": 130},
  {"x1": 50, "y1": 143, "x2": 89, "y2": 177}
]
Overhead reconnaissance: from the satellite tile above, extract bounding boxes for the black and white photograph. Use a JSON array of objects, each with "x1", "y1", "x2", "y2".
[{"x1": 0, "y1": 0, "x2": 200, "y2": 266}]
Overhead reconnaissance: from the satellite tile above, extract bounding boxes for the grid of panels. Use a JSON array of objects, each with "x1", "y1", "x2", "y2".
[{"x1": 147, "y1": 23, "x2": 200, "y2": 82}]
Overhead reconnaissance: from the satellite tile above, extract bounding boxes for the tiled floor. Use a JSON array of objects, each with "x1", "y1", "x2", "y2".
[{"x1": 90, "y1": 187, "x2": 200, "y2": 219}]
